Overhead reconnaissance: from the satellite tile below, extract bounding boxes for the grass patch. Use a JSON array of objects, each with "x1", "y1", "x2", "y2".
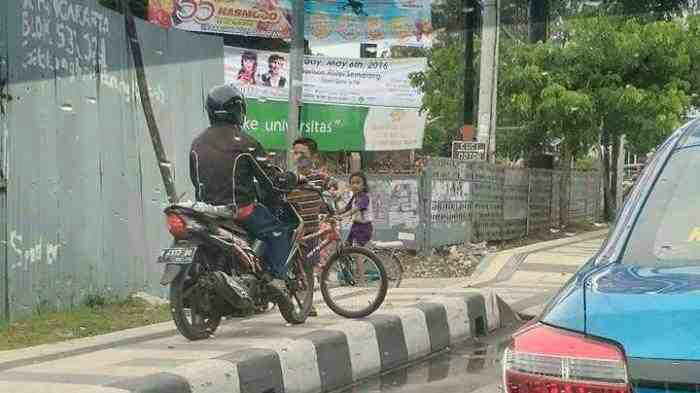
[{"x1": 0, "y1": 296, "x2": 171, "y2": 351}]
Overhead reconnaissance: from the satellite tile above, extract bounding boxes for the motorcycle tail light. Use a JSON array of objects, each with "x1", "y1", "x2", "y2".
[
  {"x1": 166, "y1": 213, "x2": 188, "y2": 239},
  {"x1": 504, "y1": 323, "x2": 629, "y2": 393}
]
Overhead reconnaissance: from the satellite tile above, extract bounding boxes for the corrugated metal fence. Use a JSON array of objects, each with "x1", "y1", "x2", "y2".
[
  {"x1": 0, "y1": 0, "x2": 223, "y2": 320},
  {"x1": 355, "y1": 158, "x2": 602, "y2": 251}
]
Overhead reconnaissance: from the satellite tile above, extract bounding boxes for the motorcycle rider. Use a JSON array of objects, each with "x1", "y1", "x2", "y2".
[{"x1": 189, "y1": 83, "x2": 301, "y2": 304}]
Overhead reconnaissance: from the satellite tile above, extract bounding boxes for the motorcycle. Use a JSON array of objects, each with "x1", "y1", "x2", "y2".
[{"x1": 157, "y1": 196, "x2": 315, "y2": 341}]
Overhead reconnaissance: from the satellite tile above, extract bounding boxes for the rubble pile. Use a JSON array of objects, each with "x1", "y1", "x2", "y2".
[{"x1": 402, "y1": 242, "x2": 498, "y2": 278}]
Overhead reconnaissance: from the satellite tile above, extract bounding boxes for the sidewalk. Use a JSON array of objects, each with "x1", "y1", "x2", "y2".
[
  {"x1": 0, "y1": 285, "x2": 503, "y2": 393},
  {"x1": 0, "y1": 229, "x2": 608, "y2": 393},
  {"x1": 455, "y1": 229, "x2": 609, "y2": 317}
]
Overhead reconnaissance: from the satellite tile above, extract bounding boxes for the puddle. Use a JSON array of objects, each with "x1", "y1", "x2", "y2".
[{"x1": 343, "y1": 325, "x2": 519, "y2": 393}]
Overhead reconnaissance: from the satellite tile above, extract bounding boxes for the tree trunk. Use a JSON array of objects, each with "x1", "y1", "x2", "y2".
[
  {"x1": 600, "y1": 128, "x2": 614, "y2": 221},
  {"x1": 599, "y1": 144, "x2": 611, "y2": 220},
  {"x1": 610, "y1": 135, "x2": 620, "y2": 217},
  {"x1": 559, "y1": 146, "x2": 571, "y2": 228}
]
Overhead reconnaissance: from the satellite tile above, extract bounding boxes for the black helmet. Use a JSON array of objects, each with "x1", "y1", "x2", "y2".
[{"x1": 206, "y1": 83, "x2": 247, "y2": 126}]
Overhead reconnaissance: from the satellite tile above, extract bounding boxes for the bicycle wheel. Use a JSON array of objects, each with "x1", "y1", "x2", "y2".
[
  {"x1": 373, "y1": 249, "x2": 403, "y2": 288},
  {"x1": 279, "y1": 248, "x2": 314, "y2": 324},
  {"x1": 320, "y1": 246, "x2": 388, "y2": 318}
]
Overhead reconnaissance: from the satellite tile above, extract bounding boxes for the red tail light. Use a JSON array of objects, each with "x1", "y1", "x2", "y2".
[
  {"x1": 504, "y1": 324, "x2": 629, "y2": 393},
  {"x1": 166, "y1": 214, "x2": 188, "y2": 238}
]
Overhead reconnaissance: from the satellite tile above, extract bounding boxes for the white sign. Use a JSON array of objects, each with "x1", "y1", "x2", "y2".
[
  {"x1": 224, "y1": 47, "x2": 426, "y2": 108},
  {"x1": 452, "y1": 141, "x2": 487, "y2": 161},
  {"x1": 363, "y1": 108, "x2": 425, "y2": 151}
]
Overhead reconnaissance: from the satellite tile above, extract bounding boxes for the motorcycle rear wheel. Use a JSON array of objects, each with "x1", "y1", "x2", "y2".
[{"x1": 170, "y1": 265, "x2": 222, "y2": 341}]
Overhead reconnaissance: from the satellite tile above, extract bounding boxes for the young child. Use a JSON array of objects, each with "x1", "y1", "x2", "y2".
[
  {"x1": 338, "y1": 172, "x2": 373, "y2": 247},
  {"x1": 337, "y1": 172, "x2": 373, "y2": 284}
]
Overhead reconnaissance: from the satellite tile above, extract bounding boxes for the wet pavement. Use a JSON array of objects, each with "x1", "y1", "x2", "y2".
[{"x1": 343, "y1": 323, "x2": 522, "y2": 393}]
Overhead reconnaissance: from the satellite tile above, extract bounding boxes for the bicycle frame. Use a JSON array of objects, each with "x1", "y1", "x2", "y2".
[{"x1": 301, "y1": 216, "x2": 343, "y2": 261}]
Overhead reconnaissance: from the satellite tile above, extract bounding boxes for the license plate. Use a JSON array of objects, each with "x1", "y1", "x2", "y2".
[{"x1": 158, "y1": 247, "x2": 197, "y2": 264}]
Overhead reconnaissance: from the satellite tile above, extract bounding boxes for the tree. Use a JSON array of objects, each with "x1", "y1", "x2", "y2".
[
  {"x1": 603, "y1": 0, "x2": 696, "y2": 20},
  {"x1": 409, "y1": 32, "x2": 469, "y2": 156},
  {"x1": 498, "y1": 15, "x2": 699, "y2": 220},
  {"x1": 536, "y1": 84, "x2": 596, "y2": 226}
]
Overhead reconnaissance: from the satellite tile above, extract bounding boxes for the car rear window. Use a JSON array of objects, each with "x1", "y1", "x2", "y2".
[{"x1": 622, "y1": 142, "x2": 700, "y2": 267}]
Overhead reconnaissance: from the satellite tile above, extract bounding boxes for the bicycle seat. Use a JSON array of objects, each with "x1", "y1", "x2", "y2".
[{"x1": 371, "y1": 241, "x2": 404, "y2": 249}]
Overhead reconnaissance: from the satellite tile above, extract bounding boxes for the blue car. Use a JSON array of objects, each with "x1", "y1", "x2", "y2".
[{"x1": 503, "y1": 118, "x2": 700, "y2": 393}]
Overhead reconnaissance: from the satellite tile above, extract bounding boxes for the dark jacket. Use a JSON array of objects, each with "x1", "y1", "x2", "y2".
[{"x1": 189, "y1": 123, "x2": 297, "y2": 207}]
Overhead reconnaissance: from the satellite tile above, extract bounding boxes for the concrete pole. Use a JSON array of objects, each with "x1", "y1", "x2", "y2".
[
  {"x1": 464, "y1": 0, "x2": 478, "y2": 138},
  {"x1": 287, "y1": 0, "x2": 304, "y2": 171},
  {"x1": 476, "y1": 0, "x2": 500, "y2": 162}
]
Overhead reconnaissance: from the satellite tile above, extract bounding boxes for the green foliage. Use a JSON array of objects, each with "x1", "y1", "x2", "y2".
[
  {"x1": 498, "y1": 15, "x2": 698, "y2": 160},
  {"x1": 575, "y1": 155, "x2": 599, "y2": 171},
  {"x1": 409, "y1": 33, "x2": 468, "y2": 148},
  {"x1": 422, "y1": 123, "x2": 449, "y2": 157},
  {"x1": 603, "y1": 0, "x2": 694, "y2": 20}
]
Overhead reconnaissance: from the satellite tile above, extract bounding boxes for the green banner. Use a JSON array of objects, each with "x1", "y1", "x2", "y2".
[
  {"x1": 243, "y1": 100, "x2": 369, "y2": 151},
  {"x1": 242, "y1": 99, "x2": 424, "y2": 152}
]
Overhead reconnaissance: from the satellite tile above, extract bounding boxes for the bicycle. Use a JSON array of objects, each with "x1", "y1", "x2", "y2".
[
  {"x1": 295, "y1": 189, "x2": 389, "y2": 319},
  {"x1": 367, "y1": 240, "x2": 404, "y2": 289}
]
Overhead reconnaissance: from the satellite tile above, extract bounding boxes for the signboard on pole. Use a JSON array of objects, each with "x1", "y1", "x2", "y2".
[
  {"x1": 224, "y1": 47, "x2": 426, "y2": 108},
  {"x1": 242, "y1": 100, "x2": 425, "y2": 151},
  {"x1": 148, "y1": 0, "x2": 293, "y2": 39},
  {"x1": 305, "y1": 0, "x2": 433, "y2": 47},
  {"x1": 451, "y1": 141, "x2": 486, "y2": 161},
  {"x1": 147, "y1": 0, "x2": 433, "y2": 47}
]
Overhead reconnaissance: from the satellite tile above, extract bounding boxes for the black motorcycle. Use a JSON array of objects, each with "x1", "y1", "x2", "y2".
[{"x1": 157, "y1": 196, "x2": 314, "y2": 341}]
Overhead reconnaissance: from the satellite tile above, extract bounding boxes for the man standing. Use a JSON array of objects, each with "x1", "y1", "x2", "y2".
[{"x1": 287, "y1": 137, "x2": 335, "y2": 316}]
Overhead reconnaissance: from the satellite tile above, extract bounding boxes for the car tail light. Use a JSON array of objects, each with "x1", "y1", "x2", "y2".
[
  {"x1": 504, "y1": 323, "x2": 629, "y2": 393},
  {"x1": 166, "y1": 214, "x2": 188, "y2": 238}
]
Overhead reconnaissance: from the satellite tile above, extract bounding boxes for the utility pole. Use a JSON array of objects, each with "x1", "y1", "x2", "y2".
[
  {"x1": 287, "y1": 0, "x2": 305, "y2": 171},
  {"x1": 121, "y1": 0, "x2": 177, "y2": 203},
  {"x1": 463, "y1": 0, "x2": 478, "y2": 141},
  {"x1": 476, "y1": 0, "x2": 499, "y2": 162},
  {"x1": 359, "y1": 43, "x2": 378, "y2": 169}
]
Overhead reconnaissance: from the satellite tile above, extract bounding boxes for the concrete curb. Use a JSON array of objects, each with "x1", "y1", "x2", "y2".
[{"x1": 77, "y1": 291, "x2": 505, "y2": 393}]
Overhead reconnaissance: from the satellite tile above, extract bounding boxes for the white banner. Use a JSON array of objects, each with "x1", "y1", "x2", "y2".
[
  {"x1": 224, "y1": 47, "x2": 426, "y2": 108},
  {"x1": 363, "y1": 107, "x2": 426, "y2": 150}
]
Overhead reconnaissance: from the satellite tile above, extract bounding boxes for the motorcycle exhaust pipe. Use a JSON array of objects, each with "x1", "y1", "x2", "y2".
[{"x1": 211, "y1": 271, "x2": 255, "y2": 309}]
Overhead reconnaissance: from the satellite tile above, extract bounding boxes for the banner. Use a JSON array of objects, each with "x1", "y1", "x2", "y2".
[
  {"x1": 148, "y1": 0, "x2": 432, "y2": 46},
  {"x1": 243, "y1": 100, "x2": 425, "y2": 151},
  {"x1": 148, "y1": 0, "x2": 293, "y2": 39},
  {"x1": 224, "y1": 47, "x2": 426, "y2": 108},
  {"x1": 305, "y1": 0, "x2": 433, "y2": 47}
]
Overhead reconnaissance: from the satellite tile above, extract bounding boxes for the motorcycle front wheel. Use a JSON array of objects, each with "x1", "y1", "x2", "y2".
[{"x1": 170, "y1": 264, "x2": 222, "y2": 341}]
